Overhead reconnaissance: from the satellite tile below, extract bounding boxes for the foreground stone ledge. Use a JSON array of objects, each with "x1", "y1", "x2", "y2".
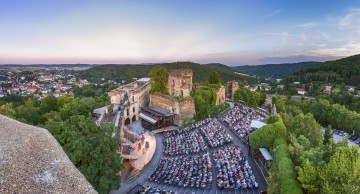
[{"x1": 0, "y1": 114, "x2": 97, "y2": 193}]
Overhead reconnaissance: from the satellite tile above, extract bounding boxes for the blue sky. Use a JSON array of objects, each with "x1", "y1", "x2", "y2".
[{"x1": 1, "y1": 0, "x2": 360, "y2": 65}]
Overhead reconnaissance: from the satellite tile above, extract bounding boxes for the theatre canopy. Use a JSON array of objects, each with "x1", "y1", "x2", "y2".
[
  {"x1": 250, "y1": 120, "x2": 267, "y2": 129},
  {"x1": 139, "y1": 107, "x2": 174, "y2": 130},
  {"x1": 259, "y1": 148, "x2": 273, "y2": 161}
]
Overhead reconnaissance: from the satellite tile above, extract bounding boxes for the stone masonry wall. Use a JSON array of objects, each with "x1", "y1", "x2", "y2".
[
  {"x1": 150, "y1": 93, "x2": 195, "y2": 125},
  {"x1": 216, "y1": 86, "x2": 226, "y2": 105},
  {"x1": 226, "y1": 81, "x2": 239, "y2": 101},
  {"x1": 167, "y1": 69, "x2": 193, "y2": 97}
]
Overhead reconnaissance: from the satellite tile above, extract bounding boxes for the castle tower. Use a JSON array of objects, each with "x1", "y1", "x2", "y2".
[{"x1": 167, "y1": 69, "x2": 193, "y2": 97}]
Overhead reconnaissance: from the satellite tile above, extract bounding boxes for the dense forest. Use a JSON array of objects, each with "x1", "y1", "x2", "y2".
[
  {"x1": 250, "y1": 95, "x2": 360, "y2": 194},
  {"x1": 232, "y1": 62, "x2": 322, "y2": 78},
  {"x1": 283, "y1": 54, "x2": 360, "y2": 86},
  {"x1": 78, "y1": 61, "x2": 257, "y2": 84}
]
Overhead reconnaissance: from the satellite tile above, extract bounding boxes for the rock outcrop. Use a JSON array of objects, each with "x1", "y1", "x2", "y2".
[{"x1": 0, "y1": 114, "x2": 97, "y2": 193}]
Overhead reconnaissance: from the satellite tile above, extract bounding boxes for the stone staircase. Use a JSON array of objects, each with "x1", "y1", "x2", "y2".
[{"x1": 125, "y1": 168, "x2": 141, "y2": 184}]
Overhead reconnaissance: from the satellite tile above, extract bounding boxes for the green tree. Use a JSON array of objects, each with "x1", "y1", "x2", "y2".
[
  {"x1": 208, "y1": 70, "x2": 223, "y2": 85},
  {"x1": 0, "y1": 103, "x2": 16, "y2": 118},
  {"x1": 59, "y1": 98, "x2": 96, "y2": 120},
  {"x1": 298, "y1": 159, "x2": 320, "y2": 193},
  {"x1": 283, "y1": 113, "x2": 323, "y2": 148},
  {"x1": 56, "y1": 95, "x2": 72, "y2": 109},
  {"x1": 323, "y1": 125, "x2": 333, "y2": 145},
  {"x1": 40, "y1": 96, "x2": 58, "y2": 114},
  {"x1": 149, "y1": 66, "x2": 169, "y2": 94},
  {"x1": 44, "y1": 115, "x2": 122, "y2": 194},
  {"x1": 320, "y1": 146, "x2": 360, "y2": 194}
]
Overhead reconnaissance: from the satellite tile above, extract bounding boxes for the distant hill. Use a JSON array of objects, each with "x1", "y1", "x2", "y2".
[
  {"x1": 0, "y1": 64, "x2": 98, "y2": 69},
  {"x1": 283, "y1": 54, "x2": 360, "y2": 85},
  {"x1": 78, "y1": 62, "x2": 257, "y2": 84},
  {"x1": 232, "y1": 62, "x2": 322, "y2": 78}
]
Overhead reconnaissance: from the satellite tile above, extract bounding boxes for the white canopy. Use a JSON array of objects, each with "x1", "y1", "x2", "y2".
[
  {"x1": 139, "y1": 113, "x2": 158, "y2": 124},
  {"x1": 250, "y1": 120, "x2": 267, "y2": 129},
  {"x1": 259, "y1": 148, "x2": 273, "y2": 161}
]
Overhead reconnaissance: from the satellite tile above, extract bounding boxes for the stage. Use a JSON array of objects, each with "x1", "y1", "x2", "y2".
[{"x1": 130, "y1": 132, "x2": 156, "y2": 170}]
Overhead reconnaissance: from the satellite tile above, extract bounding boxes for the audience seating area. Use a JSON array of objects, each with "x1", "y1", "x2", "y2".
[
  {"x1": 221, "y1": 104, "x2": 266, "y2": 141},
  {"x1": 136, "y1": 186, "x2": 178, "y2": 194},
  {"x1": 163, "y1": 118, "x2": 212, "y2": 138},
  {"x1": 212, "y1": 146, "x2": 258, "y2": 190},
  {"x1": 199, "y1": 120, "x2": 232, "y2": 148},
  {"x1": 147, "y1": 116, "x2": 260, "y2": 192},
  {"x1": 163, "y1": 129, "x2": 208, "y2": 156},
  {"x1": 163, "y1": 118, "x2": 232, "y2": 156},
  {"x1": 149, "y1": 154, "x2": 213, "y2": 189}
]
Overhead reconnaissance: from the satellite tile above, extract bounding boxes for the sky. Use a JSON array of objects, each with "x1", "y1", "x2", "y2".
[{"x1": 1, "y1": 0, "x2": 360, "y2": 66}]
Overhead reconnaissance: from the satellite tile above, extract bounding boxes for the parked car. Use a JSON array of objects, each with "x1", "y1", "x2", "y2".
[
  {"x1": 339, "y1": 131, "x2": 346, "y2": 137},
  {"x1": 350, "y1": 136, "x2": 358, "y2": 142},
  {"x1": 355, "y1": 138, "x2": 360, "y2": 144}
]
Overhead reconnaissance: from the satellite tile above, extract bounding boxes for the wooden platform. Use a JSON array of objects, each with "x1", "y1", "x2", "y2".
[{"x1": 130, "y1": 132, "x2": 156, "y2": 170}]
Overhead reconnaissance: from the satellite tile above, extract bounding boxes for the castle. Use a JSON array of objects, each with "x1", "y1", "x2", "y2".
[
  {"x1": 167, "y1": 69, "x2": 193, "y2": 97},
  {"x1": 151, "y1": 69, "x2": 195, "y2": 126}
]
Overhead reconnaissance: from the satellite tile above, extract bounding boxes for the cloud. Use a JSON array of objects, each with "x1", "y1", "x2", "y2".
[
  {"x1": 338, "y1": 8, "x2": 360, "y2": 32},
  {"x1": 297, "y1": 22, "x2": 318, "y2": 29},
  {"x1": 264, "y1": 8, "x2": 285, "y2": 18},
  {"x1": 264, "y1": 32, "x2": 306, "y2": 44},
  {"x1": 309, "y1": 41, "x2": 360, "y2": 57},
  {"x1": 316, "y1": 30, "x2": 332, "y2": 40},
  {"x1": 317, "y1": 44, "x2": 327, "y2": 48}
]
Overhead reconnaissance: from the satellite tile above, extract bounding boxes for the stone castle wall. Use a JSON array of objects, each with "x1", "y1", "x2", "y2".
[
  {"x1": 167, "y1": 69, "x2": 193, "y2": 97},
  {"x1": 216, "y1": 86, "x2": 226, "y2": 105},
  {"x1": 150, "y1": 93, "x2": 195, "y2": 125},
  {"x1": 226, "y1": 81, "x2": 239, "y2": 101}
]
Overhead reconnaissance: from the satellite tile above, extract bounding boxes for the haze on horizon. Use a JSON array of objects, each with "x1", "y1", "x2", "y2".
[{"x1": 1, "y1": 0, "x2": 360, "y2": 66}]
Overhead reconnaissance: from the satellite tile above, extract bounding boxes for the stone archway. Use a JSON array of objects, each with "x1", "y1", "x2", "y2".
[
  {"x1": 124, "y1": 118, "x2": 131, "y2": 125},
  {"x1": 132, "y1": 115, "x2": 137, "y2": 123}
]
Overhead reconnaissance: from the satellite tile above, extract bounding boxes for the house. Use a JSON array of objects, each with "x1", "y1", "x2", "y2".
[
  {"x1": 277, "y1": 84, "x2": 285, "y2": 90},
  {"x1": 26, "y1": 85, "x2": 37, "y2": 93},
  {"x1": 249, "y1": 85, "x2": 258, "y2": 92},
  {"x1": 19, "y1": 84, "x2": 27, "y2": 91},
  {"x1": 264, "y1": 86, "x2": 271, "y2": 91},
  {"x1": 10, "y1": 87, "x2": 20, "y2": 94},
  {"x1": 53, "y1": 90, "x2": 64, "y2": 98},
  {"x1": 324, "y1": 86, "x2": 332, "y2": 93},
  {"x1": 44, "y1": 76, "x2": 53, "y2": 81},
  {"x1": 296, "y1": 88, "x2": 306, "y2": 95},
  {"x1": 348, "y1": 86, "x2": 356, "y2": 92}
]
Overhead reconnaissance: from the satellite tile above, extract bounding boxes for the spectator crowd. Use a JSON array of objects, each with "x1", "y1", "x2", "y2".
[
  {"x1": 136, "y1": 186, "x2": 178, "y2": 194},
  {"x1": 147, "y1": 116, "x2": 260, "y2": 192},
  {"x1": 149, "y1": 154, "x2": 213, "y2": 189},
  {"x1": 199, "y1": 120, "x2": 232, "y2": 148},
  {"x1": 212, "y1": 146, "x2": 258, "y2": 190},
  {"x1": 163, "y1": 129, "x2": 208, "y2": 156},
  {"x1": 163, "y1": 118, "x2": 232, "y2": 156},
  {"x1": 221, "y1": 104, "x2": 266, "y2": 140}
]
